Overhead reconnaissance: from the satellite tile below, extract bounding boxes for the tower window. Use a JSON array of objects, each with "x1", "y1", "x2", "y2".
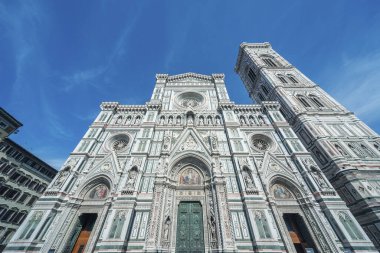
[
  {"x1": 248, "y1": 68, "x2": 257, "y2": 83},
  {"x1": 297, "y1": 96, "x2": 311, "y2": 107},
  {"x1": 309, "y1": 95, "x2": 324, "y2": 108},
  {"x1": 262, "y1": 58, "x2": 278, "y2": 67},
  {"x1": 258, "y1": 93, "x2": 265, "y2": 101},
  {"x1": 277, "y1": 75, "x2": 287, "y2": 84},
  {"x1": 287, "y1": 75, "x2": 298, "y2": 83},
  {"x1": 261, "y1": 85, "x2": 269, "y2": 95}
]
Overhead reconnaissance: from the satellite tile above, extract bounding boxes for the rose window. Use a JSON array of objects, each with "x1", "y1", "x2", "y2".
[
  {"x1": 251, "y1": 134, "x2": 273, "y2": 152},
  {"x1": 106, "y1": 134, "x2": 130, "y2": 152},
  {"x1": 112, "y1": 139, "x2": 128, "y2": 151},
  {"x1": 176, "y1": 92, "x2": 204, "y2": 109}
]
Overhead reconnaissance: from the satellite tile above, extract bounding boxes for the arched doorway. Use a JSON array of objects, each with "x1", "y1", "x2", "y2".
[
  {"x1": 65, "y1": 182, "x2": 110, "y2": 253},
  {"x1": 270, "y1": 182, "x2": 319, "y2": 253},
  {"x1": 149, "y1": 156, "x2": 221, "y2": 252}
]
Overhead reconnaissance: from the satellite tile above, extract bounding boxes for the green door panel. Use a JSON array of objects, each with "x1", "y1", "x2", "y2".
[{"x1": 176, "y1": 202, "x2": 204, "y2": 253}]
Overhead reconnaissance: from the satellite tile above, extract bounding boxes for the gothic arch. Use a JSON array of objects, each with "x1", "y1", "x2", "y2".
[
  {"x1": 168, "y1": 154, "x2": 212, "y2": 180},
  {"x1": 268, "y1": 175, "x2": 305, "y2": 199},
  {"x1": 76, "y1": 175, "x2": 112, "y2": 199}
]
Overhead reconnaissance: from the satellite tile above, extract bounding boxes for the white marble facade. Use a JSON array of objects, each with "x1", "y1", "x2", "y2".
[{"x1": 4, "y1": 69, "x2": 378, "y2": 253}]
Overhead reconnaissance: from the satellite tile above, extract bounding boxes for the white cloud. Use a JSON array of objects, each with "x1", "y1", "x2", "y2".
[{"x1": 327, "y1": 51, "x2": 380, "y2": 126}]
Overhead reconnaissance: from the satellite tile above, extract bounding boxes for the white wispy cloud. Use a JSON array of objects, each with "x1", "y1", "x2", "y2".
[
  {"x1": 327, "y1": 51, "x2": 380, "y2": 125},
  {"x1": 61, "y1": 3, "x2": 146, "y2": 92}
]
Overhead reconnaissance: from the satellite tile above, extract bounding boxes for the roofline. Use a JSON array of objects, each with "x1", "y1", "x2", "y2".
[
  {"x1": 234, "y1": 42, "x2": 272, "y2": 73},
  {"x1": 3, "y1": 138, "x2": 57, "y2": 173},
  {"x1": 0, "y1": 107, "x2": 23, "y2": 128}
]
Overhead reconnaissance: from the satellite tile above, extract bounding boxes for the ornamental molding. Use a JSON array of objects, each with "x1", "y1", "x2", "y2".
[
  {"x1": 167, "y1": 72, "x2": 213, "y2": 82},
  {"x1": 260, "y1": 152, "x2": 295, "y2": 183}
]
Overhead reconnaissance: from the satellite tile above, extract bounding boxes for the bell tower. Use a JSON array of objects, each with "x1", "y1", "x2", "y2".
[{"x1": 235, "y1": 42, "x2": 380, "y2": 249}]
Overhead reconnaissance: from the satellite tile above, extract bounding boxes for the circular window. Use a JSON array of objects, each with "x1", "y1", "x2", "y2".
[
  {"x1": 112, "y1": 139, "x2": 128, "y2": 151},
  {"x1": 251, "y1": 134, "x2": 273, "y2": 152},
  {"x1": 106, "y1": 134, "x2": 130, "y2": 152},
  {"x1": 176, "y1": 92, "x2": 205, "y2": 109}
]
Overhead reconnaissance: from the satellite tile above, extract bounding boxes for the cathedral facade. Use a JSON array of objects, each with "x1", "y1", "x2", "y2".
[{"x1": 4, "y1": 44, "x2": 379, "y2": 253}]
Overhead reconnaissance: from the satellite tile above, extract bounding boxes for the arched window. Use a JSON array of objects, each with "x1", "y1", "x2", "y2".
[
  {"x1": 261, "y1": 55, "x2": 279, "y2": 67},
  {"x1": 287, "y1": 75, "x2": 298, "y2": 83},
  {"x1": 247, "y1": 68, "x2": 257, "y2": 83},
  {"x1": 297, "y1": 95, "x2": 311, "y2": 107},
  {"x1": 348, "y1": 144, "x2": 365, "y2": 158},
  {"x1": 361, "y1": 144, "x2": 375, "y2": 157},
  {"x1": 261, "y1": 85, "x2": 269, "y2": 95},
  {"x1": 115, "y1": 115, "x2": 123, "y2": 124},
  {"x1": 335, "y1": 144, "x2": 348, "y2": 157},
  {"x1": 309, "y1": 95, "x2": 324, "y2": 108},
  {"x1": 258, "y1": 93, "x2": 265, "y2": 101},
  {"x1": 277, "y1": 75, "x2": 288, "y2": 84}
]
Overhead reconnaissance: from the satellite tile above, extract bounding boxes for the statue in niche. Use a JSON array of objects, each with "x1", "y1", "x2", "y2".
[
  {"x1": 54, "y1": 168, "x2": 70, "y2": 187},
  {"x1": 258, "y1": 116, "x2": 265, "y2": 125},
  {"x1": 168, "y1": 117, "x2": 173, "y2": 125},
  {"x1": 208, "y1": 213, "x2": 217, "y2": 240},
  {"x1": 207, "y1": 117, "x2": 212, "y2": 125},
  {"x1": 126, "y1": 168, "x2": 138, "y2": 190},
  {"x1": 240, "y1": 116, "x2": 246, "y2": 125},
  {"x1": 163, "y1": 216, "x2": 171, "y2": 240},
  {"x1": 134, "y1": 116, "x2": 141, "y2": 125},
  {"x1": 272, "y1": 184, "x2": 293, "y2": 199},
  {"x1": 243, "y1": 171, "x2": 255, "y2": 190},
  {"x1": 249, "y1": 116, "x2": 255, "y2": 125},
  {"x1": 115, "y1": 116, "x2": 123, "y2": 124},
  {"x1": 176, "y1": 116, "x2": 181, "y2": 124},
  {"x1": 210, "y1": 135, "x2": 218, "y2": 151},
  {"x1": 187, "y1": 114, "x2": 194, "y2": 125},
  {"x1": 215, "y1": 117, "x2": 221, "y2": 125},
  {"x1": 199, "y1": 117, "x2": 204, "y2": 125},
  {"x1": 179, "y1": 168, "x2": 201, "y2": 185},
  {"x1": 160, "y1": 116, "x2": 165, "y2": 125},
  {"x1": 126, "y1": 116, "x2": 132, "y2": 125},
  {"x1": 310, "y1": 166, "x2": 328, "y2": 189}
]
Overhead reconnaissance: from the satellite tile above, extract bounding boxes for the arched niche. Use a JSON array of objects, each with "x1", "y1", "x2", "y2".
[
  {"x1": 77, "y1": 176, "x2": 112, "y2": 200},
  {"x1": 168, "y1": 155, "x2": 211, "y2": 182},
  {"x1": 268, "y1": 176, "x2": 304, "y2": 200}
]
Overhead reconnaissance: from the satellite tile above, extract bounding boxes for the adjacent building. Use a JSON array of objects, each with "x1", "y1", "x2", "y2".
[
  {"x1": 3, "y1": 67, "x2": 377, "y2": 253},
  {"x1": 0, "y1": 109, "x2": 57, "y2": 251}
]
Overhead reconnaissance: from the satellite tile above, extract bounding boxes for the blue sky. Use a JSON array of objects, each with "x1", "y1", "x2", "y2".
[{"x1": 1, "y1": 1, "x2": 380, "y2": 169}]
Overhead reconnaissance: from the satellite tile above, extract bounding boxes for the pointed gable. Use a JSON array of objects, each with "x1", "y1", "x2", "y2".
[{"x1": 170, "y1": 128, "x2": 211, "y2": 157}]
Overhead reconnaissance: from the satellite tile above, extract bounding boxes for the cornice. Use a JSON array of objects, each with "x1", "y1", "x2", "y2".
[{"x1": 167, "y1": 72, "x2": 213, "y2": 82}]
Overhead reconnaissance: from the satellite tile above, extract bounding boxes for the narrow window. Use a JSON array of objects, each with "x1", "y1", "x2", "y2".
[
  {"x1": 287, "y1": 75, "x2": 298, "y2": 83},
  {"x1": 261, "y1": 85, "x2": 269, "y2": 95},
  {"x1": 297, "y1": 96, "x2": 311, "y2": 107},
  {"x1": 310, "y1": 96, "x2": 324, "y2": 108},
  {"x1": 278, "y1": 75, "x2": 288, "y2": 84},
  {"x1": 247, "y1": 68, "x2": 257, "y2": 84}
]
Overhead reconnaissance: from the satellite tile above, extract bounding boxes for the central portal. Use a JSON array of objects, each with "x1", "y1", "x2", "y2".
[{"x1": 176, "y1": 202, "x2": 205, "y2": 253}]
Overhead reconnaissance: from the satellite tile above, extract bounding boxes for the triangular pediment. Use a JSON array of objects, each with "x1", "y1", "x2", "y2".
[
  {"x1": 170, "y1": 128, "x2": 211, "y2": 157},
  {"x1": 260, "y1": 152, "x2": 294, "y2": 182},
  {"x1": 86, "y1": 152, "x2": 121, "y2": 178}
]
